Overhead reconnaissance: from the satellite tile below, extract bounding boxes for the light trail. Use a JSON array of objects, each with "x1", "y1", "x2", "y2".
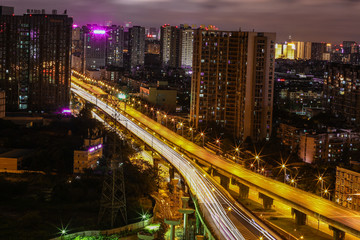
[{"x1": 72, "y1": 83, "x2": 279, "y2": 240}]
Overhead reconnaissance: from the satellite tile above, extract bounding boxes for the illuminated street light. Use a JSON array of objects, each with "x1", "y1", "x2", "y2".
[
  {"x1": 216, "y1": 139, "x2": 221, "y2": 149},
  {"x1": 324, "y1": 189, "x2": 331, "y2": 200},
  {"x1": 318, "y1": 176, "x2": 324, "y2": 198},
  {"x1": 180, "y1": 122, "x2": 184, "y2": 136},
  {"x1": 235, "y1": 147, "x2": 240, "y2": 160},
  {"x1": 189, "y1": 127, "x2": 194, "y2": 142},
  {"x1": 255, "y1": 155, "x2": 260, "y2": 172},
  {"x1": 281, "y1": 164, "x2": 287, "y2": 183},
  {"x1": 163, "y1": 115, "x2": 167, "y2": 127},
  {"x1": 200, "y1": 132, "x2": 205, "y2": 147},
  {"x1": 290, "y1": 178, "x2": 297, "y2": 188},
  {"x1": 171, "y1": 118, "x2": 175, "y2": 131}
]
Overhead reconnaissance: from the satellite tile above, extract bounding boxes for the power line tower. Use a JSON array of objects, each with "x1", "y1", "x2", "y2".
[{"x1": 98, "y1": 109, "x2": 127, "y2": 228}]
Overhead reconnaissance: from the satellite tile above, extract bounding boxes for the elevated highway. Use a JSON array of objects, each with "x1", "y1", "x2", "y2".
[
  {"x1": 71, "y1": 82, "x2": 282, "y2": 240},
  {"x1": 71, "y1": 74, "x2": 360, "y2": 240}
]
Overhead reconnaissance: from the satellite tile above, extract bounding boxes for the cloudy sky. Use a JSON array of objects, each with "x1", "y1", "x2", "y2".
[{"x1": 4, "y1": 0, "x2": 360, "y2": 43}]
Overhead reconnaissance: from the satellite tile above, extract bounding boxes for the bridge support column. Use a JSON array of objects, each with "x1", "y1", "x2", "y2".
[
  {"x1": 329, "y1": 226, "x2": 345, "y2": 240},
  {"x1": 231, "y1": 178, "x2": 249, "y2": 199},
  {"x1": 219, "y1": 175, "x2": 230, "y2": 190},
  {"x1": 258, "y1": 192, "x2": 273, "y2": 209},
  {"x1": 179, "y1": 197, "x2": 195, "y2": 240},
  {"x1": 165, "y1": 219, "x2": 181, "y2": 240},
  {"x1": 292, "y1": 208, "x2": 307, "y2": 225},
  {"x1": 169, "y1": 166, "x2": 175, "y2": 180},
  {"x1": 207, "y1": 167, "x2": 213, "y2": 176}
]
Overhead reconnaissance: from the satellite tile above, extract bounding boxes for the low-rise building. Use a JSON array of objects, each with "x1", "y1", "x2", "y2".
[
  {"x1": 298, "y1": 129, "x2": 360, "y2": 164},
  {"x1": 335, "y1": 167, "x2": 360, "y2": 211},
  {"x1": 140, "y1": 81, "x2": 177, "y2": 112},
  {"x1": 277, "y1": 123, "x2": 301, "y2": 152},
  {"x1": 73, "y1": 137, "x2": 103, "y2": 173},
  {"x1": 0, "y1": 149, "x2": 33, "y2": 170}
]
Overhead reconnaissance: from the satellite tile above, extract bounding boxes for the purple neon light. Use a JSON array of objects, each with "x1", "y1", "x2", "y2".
[
  {"x1": 73, "y1": 24, "x2": 78, "y2": 28},
  {"x1": 88, "y1": 144, "x2": 103, "y2": 153},
  {"x1": 62, "y1": 109, "x2": 71, "y2": 114},
  {"x1": 93, "y1": 29, "x2": 106, "y2": 34}
]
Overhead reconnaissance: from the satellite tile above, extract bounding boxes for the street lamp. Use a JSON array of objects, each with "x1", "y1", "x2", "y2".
[
  {"x1": 189, "y1": 127, "x2": 194, "y2": 142},
  {"x1": 324, "y1": 189, "x2": 330, "y2": 200},
  {"x1": 150, "y1": 108, "x2": 154, "y2": 119},
  {"x1": 255, "y1": 155, "x2": 260, "y2": 172},
  {"x1": 290, "y1": 178, "x2": 297, "y2": 188},
  {"x1": 163, "y1": 115, "x2": 167, "y2": 127},
  {"x1": 319, "y1": 176, "x2": 324, "y2": 198},
  {"x1": 200, "y1": 132, "x2": 205, "y2": 147},
  {"x1": 235, "y1": 147, "x2": 240, "y2": 161},
  {"x1": 179, "y1": 122, "x2": 184, "y2": 136},
  {"x1": 216, "y1": 139, "x2": 220, "y2": 149},
  {"x1": 172, "y1": 118, "x2": 175, "y2": 131},
  {"x1": 281, "y1": 164, "x2": 287, "y2": 183}
]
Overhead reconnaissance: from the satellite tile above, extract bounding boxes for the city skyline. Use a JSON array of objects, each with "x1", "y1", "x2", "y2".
[{"x1": 4, "y1": 0, "x2": 360, "y2": 43}]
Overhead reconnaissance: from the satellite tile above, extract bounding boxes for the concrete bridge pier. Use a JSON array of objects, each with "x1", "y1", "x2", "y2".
[
  {"x1": 169, "y1": 166, "x2": 175, "y2": 180},
  {"x1": 329, "y1": 226, "x2": 345, "y2": 240},
  {"x1": 258, "y1": 192, "x2": 273, "y2": 209},
  {"x1": 231, "y1": 178, "x2": 249, "y2": 199},
  {"x1": 179, "y1": 197, "x2": 195, "y2": 240},
  {"x1": 165, "y1": 219, "x2": 181, "y2": 240},
  {"x1": 220, "y1": 175, "x2": 230, "y2": 190},
  {"x1": 292, "y1": 208, "x2": 307, "y2": 225},
  {"x1": 212, "y1": 169, "x2": 230, "y2": 190}
]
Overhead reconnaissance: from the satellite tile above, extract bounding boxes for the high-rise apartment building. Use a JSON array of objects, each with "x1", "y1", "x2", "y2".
[
  {"x1": 343, "y1": 41, "x2": 357, "y2": 55},
  {"x1": 160, "y1": 25, "x2": 182, "y2": 68},
  {"x1": 129, "y1": 26, "x2": 145, "y2": 69},
  {"x1": 181, "y1": 28, "x2": 194, "y2": 68},
  {"x1": 311, "y1": 42, "x2": 327, "y2": 61},
  {"x1": 324, "y1": 63, "x2": 360, "y2": 127},
  {"x1": 190, "y1": 30, "x2": 276, "y2": 142},
  {"x1": 84, "y1": 24, "x2": 124, "y2": 70},
  {"x1": 275, "y1": 41, "x2": 311, "y2": 60},
  {"x1": 0, "y1": 7, "x2": 72, "y2": 112},
  {"x1": 106, "y1": 25, "x2": 124, "y2": 67}
]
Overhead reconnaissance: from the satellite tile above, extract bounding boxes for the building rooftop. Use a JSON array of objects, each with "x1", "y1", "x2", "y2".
[{"x1": 0, "y1": 149, "x2": 33, "y2": 159}]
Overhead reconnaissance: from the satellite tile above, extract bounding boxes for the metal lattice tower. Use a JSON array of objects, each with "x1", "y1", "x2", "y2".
[{"x1": 98, "y1": 109, "x2": 127, "y2": 227}]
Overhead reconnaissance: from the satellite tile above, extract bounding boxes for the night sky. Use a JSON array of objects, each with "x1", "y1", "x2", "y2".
[{"x1": 4, "y1": 0, "x2": 360, "y2": 43}]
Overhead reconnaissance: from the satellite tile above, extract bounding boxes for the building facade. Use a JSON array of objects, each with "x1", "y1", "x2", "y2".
[
  {"x1": 181, "y1": 28, "x2": 194, "y2": 68},
  {"x1": 129, "y1": 26, "x2": 145, "y2": 69},
  {"x1": 323, "y1": 63, "x2": 360, "y2": 127},
  {"x1": 298, "y1": 130, "x2": 360, "y2": 164},
  {"x1": 190, "y1": 30, "x2": 276, "y2": 142},
  {"x1": 335, "y1": 167, "x2": 360, "y2": 211},
  {"x1": 160, "y1": 25, "x2": 182, "y2": 68},
  {"x1": 73, "y1": 137, "x2": 103, "y2": 174},
  {"x1": 84, "y1": 24, "x2": 124, "y2": 70},
  {"x1": 0, "y1": 7, "x2": 72, "y2": 112}
]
